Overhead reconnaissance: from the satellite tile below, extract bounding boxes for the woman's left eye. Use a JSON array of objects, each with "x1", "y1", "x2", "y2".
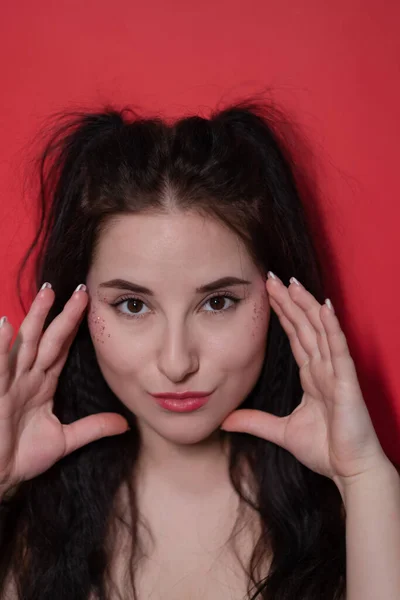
[
  {"x1": 202, "y1": 294, "x2": 240, "y2": 313},
  {"x1": 111, "y1": 293, "x2": 240, "y2": 319}
]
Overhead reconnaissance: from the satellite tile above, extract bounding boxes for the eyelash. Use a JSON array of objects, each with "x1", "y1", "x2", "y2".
[{"x1": 110, "y1": 292, "x2": 241, "y2": 320}]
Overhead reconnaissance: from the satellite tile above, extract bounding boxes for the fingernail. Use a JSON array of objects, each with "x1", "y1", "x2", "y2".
[
  {"x1": 289, "y1": 277, "x2": 301, "y2": 286},
  {"x1": 325, "y1": 298, "x2": 335, "y2": 313},
  {"x1": 74, "y1": 284, "x2": 87, "y2": 293},
  {"x1": 0, "y1": 316, "x2": 8, "y2": 327},
  {"x1": 40, "y1": 282, "x2": 52, "y2": 290},
  {"x1": 267, "y1": 271, "x2": 278, "y2": 280}
]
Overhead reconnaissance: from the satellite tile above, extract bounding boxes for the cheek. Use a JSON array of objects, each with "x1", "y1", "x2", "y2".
[
  {"x1": 88, "y1": 308, "x2": 106, "y2": 346},
  {"x1": 87, "y1": 305, "x2": 140, "y2": 375},
  {"x1": 237, "y1": 299, "x2": 269, "y2": 366},
  {"x1": 250, "y1": 296, "x2": 270, "y2": 339},
  {"x1": 87, "y1": 306, "x2": 108, "y2": 345},
  {"x1": 210, "y1": 297, "x2": 270, "y2": 371}
]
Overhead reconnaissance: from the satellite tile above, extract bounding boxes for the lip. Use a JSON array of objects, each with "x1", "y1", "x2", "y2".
[
  {"x1": 151, "y1": 391, "x2": 212, "y2": 399},
  {"x1": 152, "y1": 394, "x2": 211, "y2": 413}
]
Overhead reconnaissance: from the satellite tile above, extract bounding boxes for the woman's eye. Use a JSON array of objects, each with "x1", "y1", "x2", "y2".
[
  {"x1": 202, "y1": 295, "x2": 238, "y2": 313},
  {"x1": 114, "y1": 298, "x2": 150, "y2": 317},
  {"x1": 112, "y1": 294, "x2": 240, "y2": 319}
]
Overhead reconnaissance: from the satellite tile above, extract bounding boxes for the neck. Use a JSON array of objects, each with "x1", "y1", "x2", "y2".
[{"x1": 135, "y1": 421, "x2": 232, "y2": 497}]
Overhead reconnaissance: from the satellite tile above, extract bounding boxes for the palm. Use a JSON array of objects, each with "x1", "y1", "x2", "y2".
[
  {"x1": 282, "y1": 358, "x2": 345, "y2": 478},
  {"x1": 0, "y1": 369, "x2": 67, "y2": 484}
]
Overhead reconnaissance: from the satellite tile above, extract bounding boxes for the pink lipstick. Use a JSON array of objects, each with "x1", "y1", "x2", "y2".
[{"x1": 151, "y1": 391, "x2": 211, "y2": 413}]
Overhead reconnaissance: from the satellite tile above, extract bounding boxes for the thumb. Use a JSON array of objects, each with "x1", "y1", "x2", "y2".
[
  {"x1": 220, "y1": 409, "x2": 287, "y2": 448},
  {"x1": 62, "y1": 413, "x2": 130, "y2": 455}
]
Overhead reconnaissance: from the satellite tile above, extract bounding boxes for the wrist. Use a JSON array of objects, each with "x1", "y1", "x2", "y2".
[{"x1": 334, "y1": 458, "x2": 399, "y2": 507}]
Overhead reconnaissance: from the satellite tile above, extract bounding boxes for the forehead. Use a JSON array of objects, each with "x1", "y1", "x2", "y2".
[{"x1": 90, "y1": 211, "x2": 258, "y2": 278}]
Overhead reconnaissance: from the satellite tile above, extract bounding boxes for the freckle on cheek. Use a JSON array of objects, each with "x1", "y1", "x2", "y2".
[
  {"x1": 88, "y1": 308, "x2": 109, "y2": 345},
  {"x1": 251, "y1": 301, "x2": 267, "y2": 337}
]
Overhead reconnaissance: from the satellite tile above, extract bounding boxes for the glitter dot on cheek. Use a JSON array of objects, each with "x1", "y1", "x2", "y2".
[{"x1": 88, "y1": 307, "x2": 109, "y2": 345}]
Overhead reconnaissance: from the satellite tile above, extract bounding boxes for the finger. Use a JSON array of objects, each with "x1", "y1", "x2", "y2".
[
  {"x1": 320, "y1": 305, "x2": 358, "y2": 381},
  {"x1": 221, "y1": 408, "x2": 287, "y2": 448},
  {"x1": 268, "y1": 297, "x2": 309, "y2": 366},
  {"x1": 62, "y1": 413, "x2": 130, "y2": 456},
  {"x1": 266, "y1": 277, "x2": 320, "y2": 364},
  {"x1": 45, "y1": 313, "x2": 85, "y2": 379},
  {"x1": 10, "y1": 285, "x2": 56, "y2": 378},
  {"x1": 287, "y1": 279, "x2": 332, "y2": 363},
  {"x1": 34, "y1": 286, "x2": 88, "y2": 373},
  {"x1": 0, "y1": 317, "x2": 14, "y2": 395}
]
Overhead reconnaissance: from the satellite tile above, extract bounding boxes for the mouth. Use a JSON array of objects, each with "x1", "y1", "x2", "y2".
[{"x1": 151, "y1": 392, "x2": 212, "y2": 413}]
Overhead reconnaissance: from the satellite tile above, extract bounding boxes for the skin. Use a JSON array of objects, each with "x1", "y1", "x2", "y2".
[{"x1": 85, "y1": 210, "x2": 271, "y2": 495}]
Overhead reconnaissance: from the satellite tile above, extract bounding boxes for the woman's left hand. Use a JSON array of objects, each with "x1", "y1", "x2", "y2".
[{"x1": 220, "y1": 272, "x2": 389, "y2": 491}]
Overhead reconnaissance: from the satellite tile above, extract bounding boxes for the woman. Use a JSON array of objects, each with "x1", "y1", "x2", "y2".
[{"x1": 0, "y1": 98, "x2": 398, "y2": 599}]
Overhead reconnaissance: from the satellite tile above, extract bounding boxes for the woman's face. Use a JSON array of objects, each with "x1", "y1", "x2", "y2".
[{"x1": 86, "y1": 211, "x2": 271, "y2": 445}]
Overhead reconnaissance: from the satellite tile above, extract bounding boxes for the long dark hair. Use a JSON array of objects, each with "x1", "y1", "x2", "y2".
[{"x1": 0, "y1": 96, "x2": 346, "y2": 599}]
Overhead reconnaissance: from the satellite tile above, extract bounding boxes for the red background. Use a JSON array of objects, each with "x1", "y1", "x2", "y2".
[{"x1": 1, "y1": 1, "x2": 399, "y2": 464}]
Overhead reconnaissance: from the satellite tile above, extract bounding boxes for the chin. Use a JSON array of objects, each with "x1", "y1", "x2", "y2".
[{"x1": 152, "y1": 417, "x2": 224, "y2": 446}]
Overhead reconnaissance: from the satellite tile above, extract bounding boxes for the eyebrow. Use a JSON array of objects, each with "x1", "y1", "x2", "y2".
[{"x1": 99, "y1": 276, "x2": 252, "y2": 296}]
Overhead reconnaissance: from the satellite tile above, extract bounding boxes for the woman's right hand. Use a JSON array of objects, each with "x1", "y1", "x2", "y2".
[{"x1": 0, "y1": 283, "x2": 129, "y2": 500}]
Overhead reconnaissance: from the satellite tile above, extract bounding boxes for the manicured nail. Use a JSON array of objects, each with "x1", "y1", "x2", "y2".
[
  {"x1": 74, "y1": 284, "x2": 87, "y2": 293},
  {"x1": 325, "y1": 298, "x2": 335, "y2": 313},
  {"x1": 0, "y1": 316, "x2": 8, "y2": 327},
  {"x1": 267, "y1": 271, "x2": 278, "y2": 280},
  {"x1": 289, "y1": 277, "x2": 301, "y2": 286},
  {"x1": 40, "y1": 282, "x2": 52, "y2": 290}
]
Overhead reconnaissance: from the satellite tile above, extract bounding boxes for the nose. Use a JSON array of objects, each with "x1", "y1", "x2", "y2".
[{"x1": 157, "y1": 324, "x2": 199, "y2": 383}]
